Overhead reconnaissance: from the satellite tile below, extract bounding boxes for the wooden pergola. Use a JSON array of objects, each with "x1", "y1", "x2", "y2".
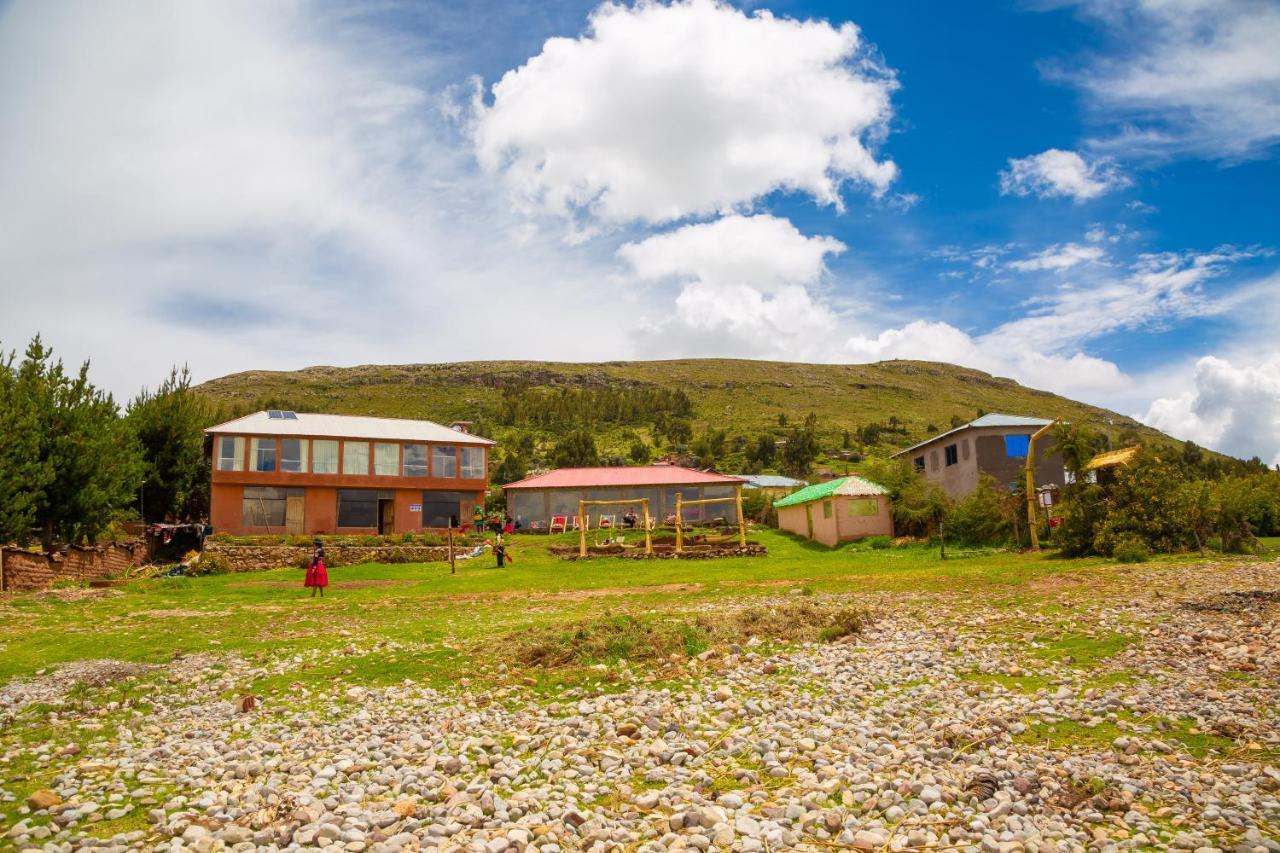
[{"x1": 576, "y1": 485, "x2": 746, "y2": 557}]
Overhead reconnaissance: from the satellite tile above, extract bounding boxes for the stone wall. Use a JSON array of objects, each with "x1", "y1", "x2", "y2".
[
  {"x1": 561, "y1": 544, "x2": 767, "y2": 561},
  {"x1": 202, "y1": 543, "x2": 453, "y2": 573},
  {"x1": 0, "y1": 542, "x2": 147, "y2": 592}
]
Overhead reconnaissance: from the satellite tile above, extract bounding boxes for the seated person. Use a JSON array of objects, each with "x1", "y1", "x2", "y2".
[{"x1": 622, "y1": 509, "x2": 639, "y2": 528}]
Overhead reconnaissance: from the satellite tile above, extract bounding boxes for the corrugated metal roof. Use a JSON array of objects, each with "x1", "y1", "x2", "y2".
[
  {"x1": 891, "y1": 413, "x2": 1054, "y2": 458},
  {"x1": 736, "y1": 474, "x2": 808, "y2": 489},
  {"x1": 1085, "y1": 446, "x2": 1138, "y2": 471},
  {"x1": 773, "y1": 476, "x2": 888, "y2": 508},
  {"x1": 204, "y1": 411, "x2": 494, "y2": 445},
  {"x1": 503, "y1": 465, "x2": 743, "y2": 490}
]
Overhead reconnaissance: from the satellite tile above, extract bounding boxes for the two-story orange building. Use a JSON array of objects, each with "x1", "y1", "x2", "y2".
[{"x1": 204, "y1": 411, "x2": 494, "y2": 535}]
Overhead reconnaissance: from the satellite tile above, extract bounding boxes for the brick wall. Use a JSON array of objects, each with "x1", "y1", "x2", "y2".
[{"x1": 0, "y1": 541, "x2": 146, "y2": 592}]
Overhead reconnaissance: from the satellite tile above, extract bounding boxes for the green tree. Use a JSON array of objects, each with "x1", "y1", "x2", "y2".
[
  {"x1": 1052, "y1": 420, "x2": 1105, "y2": 484},
  {"x1": 780, "y1": 425, "x2": 820, "y2": 477},
  {"x1": 0, "y1": 343, "x2": 53, "y2": 543},
  {"x1": 748, "y1": 434, "x2": 776, "y2": 469},
  {"x1": 628, "y1": 440, "x2": 651, "y2": 464},
  {"x1": 947, "y1": 475, "x2": 1015, "y2": 546},
  {"x1": 127, "y1": 366, "x2": 215, "y2": 523},
  {"x1": 492, "y1": 450, "x2": 528, "y2": 485},
  {"x1": 552, "y1": 428, "x2": 599, "y2": 468},
  {"x1": 11, "y1": 337, "x2": 142, "y2": 548}
]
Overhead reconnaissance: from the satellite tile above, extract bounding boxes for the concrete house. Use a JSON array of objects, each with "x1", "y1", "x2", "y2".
[
  {"x1": 891, "y1": 414, "x2": 1063, "y2": 499},
  {"x1": 773, "y1": 476, "x2": 893, "y2": 547},
  {"x1": 205, "y1": 411, "x2": 494, "y2": 535}
]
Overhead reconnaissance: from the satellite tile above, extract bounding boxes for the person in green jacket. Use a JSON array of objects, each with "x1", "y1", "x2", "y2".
[{"x1": 472, "y1": 504, "x2": 486, "y2": 533}]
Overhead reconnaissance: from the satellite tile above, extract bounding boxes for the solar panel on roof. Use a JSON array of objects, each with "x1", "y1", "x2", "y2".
[
  {"x1": 267, "y1": 409, "x2": 283, "y2": 419},
  {"x1": 282, "y1": 411, "x2": 298, "y2": 420}
]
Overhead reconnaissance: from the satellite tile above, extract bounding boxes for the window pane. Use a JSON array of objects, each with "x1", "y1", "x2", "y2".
[
  {"x1": 281, "y1": 438, "x2": 308, "y2": 473},
  {"x1": 403, "y1": 445, "x2": 428, "y2": 477},
  {"x1": 460, "y1": 447, "x2": 485, "y2": 479},
  {"x1": 312, "y1": 440, "x2": 338, "y2": 474},
  {"x1": 251, "y1": 438, "x2": 276, "y2": 472},
  {"x1": 343, "y1": 441, "x2": 369, "y2": 475},
  {"x1": 848, "y1": 498, "x2": 878, "y2": 517},
  {"x1": 337, "y1": 489, "x2": 378, "y2": 527},
  {"x1": 242, "y1": 486, "x2": 287, "y2": 527},
  {"x1": 422, "y1": 490, "x2": 470, "y2": 528},
  {"x1": 217, "y1": 436, "x2": 244, "y2": 471},
  {"x1": 374, "y1": 442, "x2": 399, "y2": 476},
  {"x1": 432, "y1": 446, "x2": 457, "y2": 477}
]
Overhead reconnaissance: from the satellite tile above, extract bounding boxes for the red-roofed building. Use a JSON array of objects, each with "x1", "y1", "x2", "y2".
[{"x1": 504, "y1": 465, "x2": 744, "y2": 528}]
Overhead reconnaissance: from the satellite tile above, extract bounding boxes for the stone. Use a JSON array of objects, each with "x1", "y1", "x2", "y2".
[{"x1": 25, "y1": 790, "x2": 59, "y2": 812}]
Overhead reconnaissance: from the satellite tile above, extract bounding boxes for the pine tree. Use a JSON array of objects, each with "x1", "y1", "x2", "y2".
[{"x1": 127, "y1": 366, "x2": 216, "y2": 522}]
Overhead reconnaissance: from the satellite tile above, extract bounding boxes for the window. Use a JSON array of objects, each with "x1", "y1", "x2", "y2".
[
  {"x1": 374, "y1": 442, "x2": 399, "y2": 476},
  {"x1": 913, "y1": 455, "x2": 925, "y2": 472},
  {"x1": 217, "y1": 436, "x2": 244, "y2": 471},
  {"x1": 1004, "y1": 433, "x2": 1031, "y2": 458},
  {"x1": 242, "y1": 486, "x2": 301, "y2": 527},
  {"x1": 422, "y1": 490, "x2": 471, "y2": 528},
  {"x1": 847, "y1": 498, "x2": 878, "y2": 517},
  {"x1": 432, "y1": 445, "x2": 457, "y2": 477},
  {"x1": 312, "y1": 440, "x2": 338, "y2": 474},
  {"x1": 251, "y1": 438, "x2": 276, "y2": 472},
  {"x1": 822, "y1": 500, "x2": 833, "y2": 519},
  {"x1": 337, "y1": 489, "x2": 378, "y2": 528},
  {"x1": 460, "y1": 446, "x2": 485, "y2": 479},
  {"x1": 280, "y1": 439, "x2": 308, "y2": 473},
  {"x1": 343, "y1": 441, "x2": 369, "y2": 475},
  {"x1": 403, "y1": 445, "x2": 428, "y2": 477},
  {"x1": 944, "y1": 444, "x2": 959, "y2": 466}
]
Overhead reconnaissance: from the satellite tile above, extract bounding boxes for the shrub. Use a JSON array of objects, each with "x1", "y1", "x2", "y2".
[
  {"x1": 193, "y1": 552, "x2": 232, "y2": 575},
  {"x1": 1112, "y1": 537, "x2": 1150, "y2": 563},
  {"x1": 864, "y1": 535, "x2": 891, "y2": 550},
  {"x1": 946, "y1": 475, "x2": 1015, "y2": 547}
]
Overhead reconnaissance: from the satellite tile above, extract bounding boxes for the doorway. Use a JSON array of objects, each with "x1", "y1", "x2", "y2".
[
  {"x1": 378, "y1": 499, "x2": 395, "y2": 534},
  {"x1": 285, "y1": 494, "x2": 305, "y2": 535}
]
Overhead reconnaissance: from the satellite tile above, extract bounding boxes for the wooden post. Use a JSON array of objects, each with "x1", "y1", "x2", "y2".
[
  {"x1": 448, "y1": 522, "x2": 455, "y2": 575},
  {"x1": 675, "y1": 493, "x2": 683, "y2": 554},
  {"x1": 1025, "y1": 421, "x2": 1057, "y2": 552},
  {"x1": 805, "y1": 502, "x2": 814, "y2": 540},
  {"x1": 735, "y1": 485, "x2": 746, "y2": 548},
  {"x1": 0, "y1": 545, "x2": 6, "y2": 593},
  {"x1": 642, "y1": 498, "x2": 652, "y2": 555},
  {"x1": 578, "y1": 499, "x2": 587, "y2": 557}
]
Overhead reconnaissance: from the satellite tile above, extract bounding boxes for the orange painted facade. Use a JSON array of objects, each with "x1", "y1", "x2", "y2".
[{"x1": 208, "y1": 432, "x2": 488, "y2": 535}]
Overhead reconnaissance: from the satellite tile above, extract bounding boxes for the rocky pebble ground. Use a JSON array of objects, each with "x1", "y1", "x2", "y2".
[{"x1": 1, "y1": 560, "x2": 1278, "y2": 852}]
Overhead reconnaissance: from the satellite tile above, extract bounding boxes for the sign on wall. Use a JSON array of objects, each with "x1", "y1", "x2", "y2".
[{"x1": 409, "y1": 503, "x2": 422, "y2": 512}]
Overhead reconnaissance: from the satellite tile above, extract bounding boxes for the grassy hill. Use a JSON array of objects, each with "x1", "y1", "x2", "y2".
[{"x1": 196, "y1": 359, "x2": 1169, "y2": 469}]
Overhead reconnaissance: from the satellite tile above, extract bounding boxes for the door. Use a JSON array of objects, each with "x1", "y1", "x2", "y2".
[
  {"x1": 378, "y1": 499, "x2": 395, "y2": 534},
  {"x1": 285, "y1": 495, "x2": 305, "y2": 535}
]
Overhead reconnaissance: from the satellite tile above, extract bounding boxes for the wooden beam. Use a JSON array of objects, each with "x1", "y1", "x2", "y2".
[
  {"x1": 642, "y1": 498, "x2": 652, "y2": 555},
  {"x1": 735, "y1": 485, "x2": 746, "y2": 548},
  {"x1": 578, "y1": 499, "x2": 587, "y2": 558},
  {"x1": 1025, "y1": 420, "x2": 1057, "y2": 552},
  {"x1": 675, "y1": 493, "x2": 683, "y2": 554}
]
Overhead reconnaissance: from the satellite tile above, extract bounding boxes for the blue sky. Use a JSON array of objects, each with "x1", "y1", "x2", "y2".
[{"x1": 1, "y1": 0, "x2": 1278, "y2": 462}]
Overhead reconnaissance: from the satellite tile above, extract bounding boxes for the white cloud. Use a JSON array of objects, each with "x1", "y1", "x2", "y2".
[
  {"x1": 473, "y1": 0, "x2": 899, "y2": 226},
  {"x1": 999, "y1": 149, "x2": 1128, "y2": 202},
  {"x1": 1063, "y1": 0, "x2": 1280, "y2": 159},
  {"x1": 1141, "y1": 355, "x2": 1280, "y2": 465},
  {"x1": 1008, "y1": 242, "x2": 1106, "y2": 272},
  {"x1": 0, "y1": 1, "x2": 635, "y2": 398},
  {"x1": 620, "y1": 214, "x2": 845, "y2": 358}
]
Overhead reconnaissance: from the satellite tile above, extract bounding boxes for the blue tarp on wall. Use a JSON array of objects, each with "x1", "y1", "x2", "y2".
[{"x1": 1004, "y1": 433, "x2": 1031, "y2": 458}]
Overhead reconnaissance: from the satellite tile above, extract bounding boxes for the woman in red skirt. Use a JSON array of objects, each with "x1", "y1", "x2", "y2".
[{"x1": 305, "y1": 539, "x2": 328, "y2": 597}]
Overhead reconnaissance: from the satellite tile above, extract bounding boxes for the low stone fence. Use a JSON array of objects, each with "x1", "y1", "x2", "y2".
[
  {"x1": 202, "y1": 543, "x2": 453, "y2": 573},
  {"x1": 560, "y1": 544, "x2": 767, "y2": 561},
  {"x1": 0, "y1": 541, "x2": 147, "y2": 592}
]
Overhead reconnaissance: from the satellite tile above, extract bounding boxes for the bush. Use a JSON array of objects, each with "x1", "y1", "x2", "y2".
[
  {"x1": 946, "y1": 475, "x2": 1015, "y2": 547},
  {"x1": 864, "y1": 535, "x2": 891, "y2": 549},
  {"x1": 193, "y1": 552, "x2": 232, "y2": 575},
  {"x1": 1112, "y1": 537, "x2": 1150, "y2": 563}
]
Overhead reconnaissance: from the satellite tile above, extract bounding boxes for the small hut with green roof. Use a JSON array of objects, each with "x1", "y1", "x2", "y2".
[{"x1": 772, "y1": 475, "x2": 893, "y2": 547}]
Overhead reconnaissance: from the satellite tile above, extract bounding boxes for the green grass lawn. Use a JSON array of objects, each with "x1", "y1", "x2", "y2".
[{"x1": 2, "y1": 529, "x2": 1259, "y2": 690}]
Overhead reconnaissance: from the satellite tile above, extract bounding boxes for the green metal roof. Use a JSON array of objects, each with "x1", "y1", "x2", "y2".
[{"x1": 772, "y1": 475, "x2": 888, "y2": 508}]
